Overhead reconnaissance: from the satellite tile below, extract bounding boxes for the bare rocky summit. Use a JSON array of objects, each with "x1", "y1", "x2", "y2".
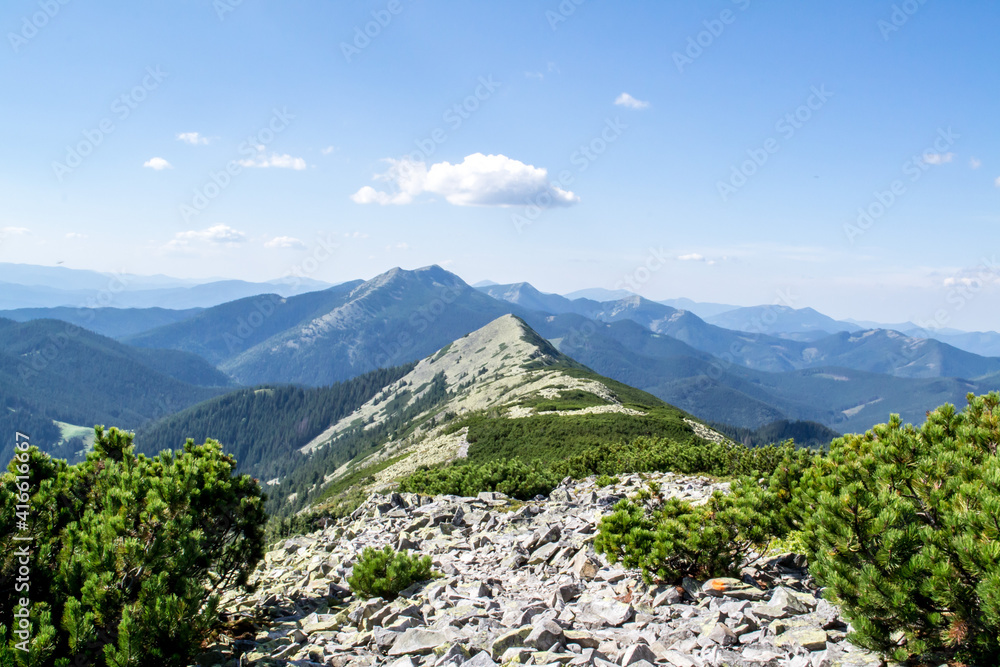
[{"x1": 204, "y1": 473, "x2": 886, "y2": 667}]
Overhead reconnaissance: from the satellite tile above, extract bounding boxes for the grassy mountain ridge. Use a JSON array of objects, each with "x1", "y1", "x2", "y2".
[{"x1": 263, "y1": 314, "x2": 711, "y2": 520}]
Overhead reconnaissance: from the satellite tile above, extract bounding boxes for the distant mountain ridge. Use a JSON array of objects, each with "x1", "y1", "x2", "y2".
[
  {"x1": 706, "y1": 305, "x2": 862, "y2": 335},
  {"x1": 0, "y1": 262, "x2": 334, "y2": 310}
]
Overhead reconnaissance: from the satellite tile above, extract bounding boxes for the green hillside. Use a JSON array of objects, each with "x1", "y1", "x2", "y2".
[
  {"x1": 135, "y1": 364, "x2": 415, "y2": 482},
  {"x1": 0, "y1": 318, "x2": 230, "y2": 467}
]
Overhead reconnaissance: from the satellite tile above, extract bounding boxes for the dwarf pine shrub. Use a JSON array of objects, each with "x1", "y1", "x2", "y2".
[
  {"x1": 0, "y1": 427, "x2": 266, "y2": 667},
  {"x1": 348, "y1": 546, "x2": 433, "y2": 600},
  {"x1": 802, "y1": 392, "x2": 1000, "y2": 663}
]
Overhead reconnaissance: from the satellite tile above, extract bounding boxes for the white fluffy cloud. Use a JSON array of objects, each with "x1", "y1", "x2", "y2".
[
  {"x1": 238, "y1": 145, "x2": 307, "y2": 170},
  {"x1": 164, "y1": 224, "x2": 247, "y2": 252},
  {"x1": 351, "y1": 153, "x2": 579, "y2": 208},
  {"x1": 614, "y1": 93, "x2": 650, "y2": 110},
  {"x1": 143, "y1": 157, "x2": 172, "y2": 170},
  {"x1": 177, "y1": 132, "x2": 210, "y2": 145},
  {"x1": 922, "y1": 152, "x2": 954, "y2": 165},
  {"x1": 265, "y1": 236, "x2": 306, "y2": 249}
]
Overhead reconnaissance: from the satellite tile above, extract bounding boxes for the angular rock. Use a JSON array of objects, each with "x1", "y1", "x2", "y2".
[
  {"x1": 773, "y1": 627, "x2": 827, "y2": 651},
  {"x1": 571, "y1": 551, "x2": 601, "y2": 580},
  {"x1": 388, "y1": 628, "x2": 448, "y2": 656},
  {"x1": 525, "y1": 619, "x2": 565, "y2": 651},
  {"x1": 578, "y1": 597, "x2": 634, "y2": 627},
  {"x1": 619, "y1": 643, "x2": 657, "y2": 666},
  {"x1": 563, "y1": 630, "x2": 599, "y2": 649},
  {"x1": 704, "y1": 622, "x2": 737, "y2": 647},
  {"x1": 769, "y1": 587, "x2": 814, "y2": 615},
  {"x1": 490, "y1": 626, "x2": 532, "y2": 659},
  {"x1": 702, "y1": 577, "x2": 768, "y2": 601},
  {"x1": 460, "y1": 651, "x2": 497, "y2": 667}
]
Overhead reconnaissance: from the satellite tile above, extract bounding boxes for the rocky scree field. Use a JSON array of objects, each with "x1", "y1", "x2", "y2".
[{"x1": 203, "y1": 473, "x2": 885, "y2": 667}]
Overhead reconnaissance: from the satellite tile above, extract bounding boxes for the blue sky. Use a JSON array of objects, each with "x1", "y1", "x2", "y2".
[{"x1": 1, "y1": 1, "x2": 998, "y2": 329}]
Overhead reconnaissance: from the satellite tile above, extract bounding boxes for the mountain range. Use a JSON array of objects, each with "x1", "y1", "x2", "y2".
[
  {"x1": 2, "y1": 263, "x2": 999, "y2": 465},
  {"x1": 0, "y1": 262, "x2": 333, "y2": 310}
]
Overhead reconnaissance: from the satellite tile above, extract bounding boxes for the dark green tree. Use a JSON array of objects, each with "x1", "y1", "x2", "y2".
[
  {"x1": 0, "y1": 427, "x2": 267, "y2": 666},
  {"x1": 803, "y1": 392, "x2": 1000, "y2": 662}
]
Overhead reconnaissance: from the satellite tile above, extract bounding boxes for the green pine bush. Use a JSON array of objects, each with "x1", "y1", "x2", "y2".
[
  {"x1": 802, "y1": 392, "x2": 1000, "y2": 663},
  {"x1": 397, "y1": 458, "x2": 560, "y2": 499},
  {"x1": 0, "y1": 427, "x2": 266, "y2": 667},
  {"x1": 347, "y1": 546, "x2": 433, "y2": 600},
  {"x1": 595, "y1": 474, "x2": 619, "y2": 488}
]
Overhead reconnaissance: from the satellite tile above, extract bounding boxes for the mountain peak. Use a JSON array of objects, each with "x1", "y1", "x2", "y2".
[{"x1": 297, "y1": 315, "x2": 603, "y2": 459}]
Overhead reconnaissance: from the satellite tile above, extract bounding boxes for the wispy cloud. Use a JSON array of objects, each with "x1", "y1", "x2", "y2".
[
  {"x1": 143, "y1": 157, "x2": 173, "y2": 170},
  {"x1": 265, "y1": 236, "x2": 306, "y2": 249},
  {"x1": 970, "y1": 157, "x2": 982, "y2": 169},
  {"x1": 321, "y1": 146, "x2": 337, "y2": 155},
  {"x1": 0, "y1": 226, "x2": 29, "y2": 240},
  {"x1": 65, "y1": 232, "x2": 87, "y2": 240},
  {"x1": 614, "y1": 92, "x2": 650, "y2": 110},
  {"x1": 177, "y1": 132, "x2": 210, "y2": 145},
  {"x1": 922, "y1": 152, "x2": 954, "y2": 165},
  {"x1": 677, "y1": 253, "x2": 705, "y2": 261},
  {"x1": 352, "y1": 153, "x2": 579, "y2": 208},
  {"x1": 163, "y1": 224, "x2": 247, "y2": 252},
  {"x1": 238, "y1": 145, "x2": 307, "y2": 170}
]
